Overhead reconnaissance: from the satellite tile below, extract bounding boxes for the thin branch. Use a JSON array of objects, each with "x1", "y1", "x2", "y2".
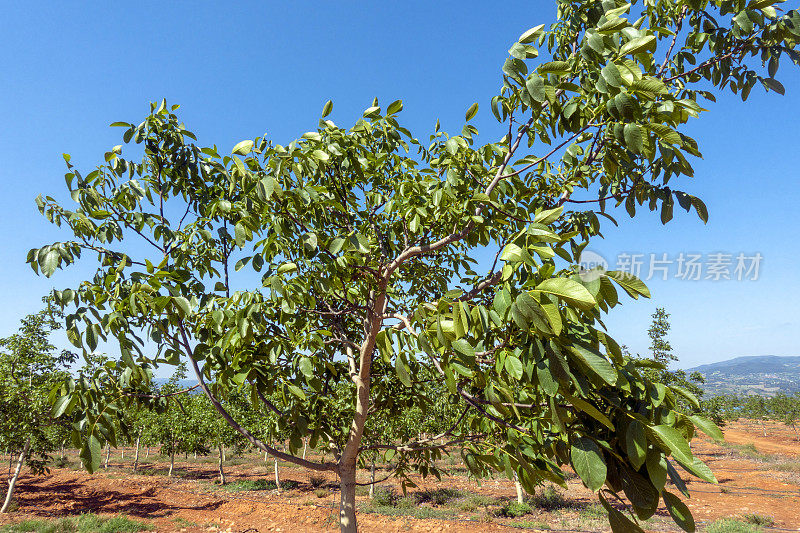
[{"x1": 178, "y1": 321, "x2": 337, "y2": 472}]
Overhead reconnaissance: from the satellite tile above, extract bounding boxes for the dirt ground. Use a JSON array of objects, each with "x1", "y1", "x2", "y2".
[{"x1": 1, "y1": 419, "x2": 798, "y2": 532}]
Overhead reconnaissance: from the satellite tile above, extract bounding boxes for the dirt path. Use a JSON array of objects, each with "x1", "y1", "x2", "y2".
[{"x1": 1, "y1": 420, "x2": 799, "y2": 532}]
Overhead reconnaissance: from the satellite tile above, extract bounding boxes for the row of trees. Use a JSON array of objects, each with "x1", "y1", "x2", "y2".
[
  {"x1": 21, "y1": 0, "x2": 800, "y2": 531},
  {"x1": 701, "y1": 392, "x2": 800, "y2": 438}
]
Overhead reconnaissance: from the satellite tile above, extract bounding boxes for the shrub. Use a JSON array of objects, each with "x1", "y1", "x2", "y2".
[
  {"x1": 741, "y1": 514, "x2": 774, "y2": 527},
  {"x1": 313, "y1": 488, "x2": 329, "y2": 499},
  {"x1": 530, "y1": 486, "x2": 571, "y2": 511},
  {"x1": 0, "y1": 514, "x2": 152, "y2": 533},
  {"x1": 413, "y1": 488, "x2": 462, "y2": 506},
  {"x1": 309, "y1": 475, "x2": 327, "y2": 488},
  {"x1": 495, "y1": 501, "x2": 532, "y2": 518},
  {"x1": 707, "y1": 518, "x2": 764, "y2": 533},
  {"x1": 371, "y1": 487, "x2": 396, "y2": 507}
]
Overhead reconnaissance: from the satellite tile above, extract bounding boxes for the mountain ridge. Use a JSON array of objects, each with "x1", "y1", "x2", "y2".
[{"x1": 687, "y1": 355, "x2": 800, "y2": 396}]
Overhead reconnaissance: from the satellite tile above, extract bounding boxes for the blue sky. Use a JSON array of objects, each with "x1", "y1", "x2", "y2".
[{"x1": 1, "y1": 2, "x2": 798, "y2": 370}]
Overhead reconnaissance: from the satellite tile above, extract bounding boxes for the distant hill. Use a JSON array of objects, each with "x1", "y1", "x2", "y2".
[{"x1": 688, "y1": 355, "x2": 800, "y2": 396}]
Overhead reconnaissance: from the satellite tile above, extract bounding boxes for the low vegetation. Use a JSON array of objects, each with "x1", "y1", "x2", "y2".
[{"x1": 0, "y1": 514, "x2": 152, "y2": 533}]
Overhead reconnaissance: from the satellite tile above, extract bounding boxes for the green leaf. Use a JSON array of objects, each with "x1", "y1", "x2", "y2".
[
  {"x1": 41, "y1": 249, "x2": 59, "y2": 278},
  {"x1": 465, "y1": 102, "x2": 479, "y2": 121},
  {"x1": 601, "y1": 63, "x2": 623, "y2": 87},
  {"x1": 52, "y1": 395, "x2": 70, "y2": 418},
  {"x1": 597, "y1": 17, "x2": 629, "y2": 35},
  {"x1": 605, "y1": 271, "x2": 650, "y2": 299},
  {"x1": 321, "y1": 100, "x2": 333, "y2": 117},
  {"x1": 533, "y1": 278, "x2": 596, "y2": 311},
  {"x1": 173, "y1": 296, "x2": 191, "y2": 318},
  {"x1": 626, "y1": 420, "x2": 647, "y2": 469},
  {"x1": 81, "y1": 434, "x2": 102, "y2": 473},
  {"x1": 518, "y1": 24, "x2": 545, "y2": 43},
  {"x1": 570, "y1": 437, "x2": 607, "y2": 492},
  {"x1": 538, "y1": 61, "x2": 570, "y2": 75},
  {"x1": 689, "y1": 415, "x2": 723, "y2": 441},
  {"x1": 647, "y1": 425, "x2": 696, "y2": 468},
  {"x1": 663, "y1": 491, "x2": 696, "y2": 532},
  {"x1": 234, "y1": 222, "x2": 246, "y2": 247},
  {"x1": 287, "y1": 384, "x2": 306, "y2": 400},
  {"x1": 620, "y1": 35, "x2": 656, "y2": 56},
  {"x1": 387, "y1": 100, "x2": 404, "y2": 114},
  {"x1": 85, "y1": 325, "x2": 98, "y2": 352},
  {"x1": 526, "y1": 74, "x2": 546, "y2": 102},
  {"x1": 298, "y1": 357, "x2": 313, "y2": 379},
  {"x1": 301, "y1": 232, "x2": 318, "y2": 253},
  {"x1": 564, "y1": 393, "x2": 614, "y2": 430},
  {"x1": 623, "y1": 123, "x2": 644, "y2": 153},
  {"x1": 567, "y1": 344, "x2": 617, "y2": 385},
  {"x1": 504, "y1": 355, "x2": 523, "y2": 380},
  {"x1": 451, "y1": 338, "x2": 475, "y2": 360},
  {"x1": 277, "y1": 262, "x2": 298, "y2": 275},
  {"x1": 646, "y1": 448, "x2": 668, "y2": 492},
  {"x1": 396, "y1": 354, "x2": 412, "y2": 387},
  {"x1": 501, "y1": 243, "x2": 535, "y2": 266},
  {"x1": 691, "y1": 196, "x2": 708, "y2": 223},
  {"x1": 232, "y1": 139, "x2": 254, "y2": 155}
]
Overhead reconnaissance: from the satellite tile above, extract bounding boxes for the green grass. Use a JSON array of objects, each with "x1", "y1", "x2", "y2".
[
  {"x1": 0, "y1": 514, "x2": 152, "y2": 533},
  {"x1": 508, "y1": 519, "x2": 551, "y2": 530},
  {"x1": 494, "y1": 501, "x2": 532, "y2": 518},
  {"x1": 706, "y1": 518, "x2": 764, "y2": 533},
  {"x1": 741, "y1": 514, "x2": 775, "y2": 527},
  {"x1": 220, "y1": 478, "x2": 300, "y2": 491}
]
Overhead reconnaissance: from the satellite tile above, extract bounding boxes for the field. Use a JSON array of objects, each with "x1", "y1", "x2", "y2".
[{"x1": 1, "y1": 420, "x2": 798, "y2": 533}]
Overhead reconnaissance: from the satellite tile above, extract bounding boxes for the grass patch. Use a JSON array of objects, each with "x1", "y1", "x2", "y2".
[
  {"x1": 529, "y1": 486, "x2": 575, "y2": 511},
  {"x1": 494, "y1": 501, "x2": 532, "y2": 518},
  {"x1": 221, "y1": 479, "x2": 299, "y2": 491},
  {"x1": 741, "y1": 514, "x2": 774, "y2": 527},
  {"x1": 171, "y1": 517, "x2": 197, "y2": 528},
  {"x1": 706, "y1": 518, "x2": 764, "y2": 533},
  {"x1": 508, "y1": 519, "x2": 550, "y2": 530},
  {"x1": 0, "y1": 514, "x2": 152, "y2": 533}
]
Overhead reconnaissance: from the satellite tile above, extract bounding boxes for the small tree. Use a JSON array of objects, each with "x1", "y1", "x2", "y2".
[
  {"x1": 0, "y1": 301, "x2": 76, "y2": 513},
  {"x1": 29, "y1": 2, "x2": 800, "y2": 531},
  {"x1": 640, "y1": 308, "x2": 706, "y2": 413}
]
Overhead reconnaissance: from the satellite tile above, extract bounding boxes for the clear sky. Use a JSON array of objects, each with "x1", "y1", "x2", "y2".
[{"x1": 1, "y1": 2, "x2": 798, "y2": 370}]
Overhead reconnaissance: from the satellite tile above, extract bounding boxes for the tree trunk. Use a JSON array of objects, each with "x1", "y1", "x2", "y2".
[
  {"x1": 145, "y1": 447, "x2": 150, "y2": 459},
  {"x1": 121, "y1": 448, "x2": 124, "y2": 461},
  {"x1": 761, "y1": 419, "x2": 767, "y2": 437},
  {"x1": 338, "y1": 463, "x2": 358, "y2": 533},
  {"x1": 1, "y1": 439, "x2": 30, "y2": 514},
  {"x1": 133, "y1": 435, "x2": 141, "y2": 474},
  {"x1": 274, "y1": 458, "x2": 280, "y2": 490},
  {"x1": 369, "y1": 460, "x2": 376, "y2": 499},
  {"x1": 514, "y1": 473, "x2": 524, "y2": 504},
  {"x1": 217, "y1": 444, "x2": 226, "y2": 485},
  {"x1": 104, "y1": 445, "x2": 110, "y2": 469},
  {"x1": 168, "y1": 445, "x2": 175, "y2": 478},
  {"x1": 302, "y1": 438, "x2": 308, "y2": 460}
]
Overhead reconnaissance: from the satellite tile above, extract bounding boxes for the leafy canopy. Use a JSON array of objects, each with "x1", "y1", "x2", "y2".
[{"x1": 29, "y1": 0, "x2": 800, "y2": 530}]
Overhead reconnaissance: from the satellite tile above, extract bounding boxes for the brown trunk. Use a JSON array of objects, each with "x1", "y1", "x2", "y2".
[
  {"x1": 369, "y1": 460, "x2": 376, "y2": 499},
  {"x1": 338, "y1": 463, "x2": 358, "y2": 533},
  {"x1": 514, "y1": 474, "x2": 524, "y2": 504},
  {"x1": 217, "y1": 444, "x2": 226, "y2": 485},
  {"x1": 168, "y1": 444, "x2": 175, "y2": 478},
  {"x1": 133, "y1": 435, "x2": 141, "y2": 474},
  {"x1": 1, "y1": 439, "x2": 30, "y2": 513}
]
